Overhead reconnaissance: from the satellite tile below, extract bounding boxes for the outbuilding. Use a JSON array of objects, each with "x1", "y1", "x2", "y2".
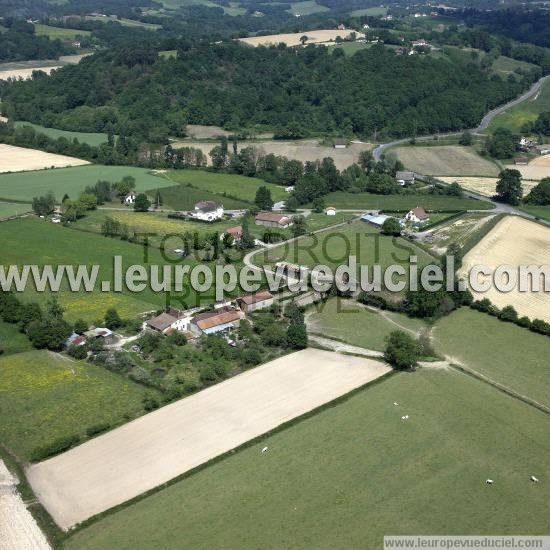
[
  {"x1": 255, "y1": 212, "x2": 293, "y2": 228},
  {"x1": 333, "y1": 138, "x2": 347, "y2": 149},
  {"x1": 237, "y1": 291, "x2": 274, "y2": 313}
]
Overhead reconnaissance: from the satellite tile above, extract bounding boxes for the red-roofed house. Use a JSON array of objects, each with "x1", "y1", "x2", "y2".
[
  {"x1": 237, "y1": 291, "x2": 274, "y2": 313},
  {"x1": 255, "y1": 212, "x2": 293, "y2": 228},
  {"x1": 405, "y1": 207, "x2": 429, "y2": 223}
]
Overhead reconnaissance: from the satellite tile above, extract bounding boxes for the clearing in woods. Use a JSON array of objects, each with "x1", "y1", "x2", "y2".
[
  {"x1": 26, "y1": 349, "x2": 390, "y2": 530},
  {"x1": 63, "y1": 368, "x2": 550, "y2": 549},
  {"x1": 13, "y1": 121, "x2": 109, "y2": 147},
  {"x1": 461, "y1": 215, "x2": 550, "y2": 322},
  {"x1": 0, "y1": 144, "x2": 89, "y2": 173},
  {"x1": 393, "y1": 145, "x2": 499, "y2": 176},
  {"x1": 238, "y1": 30, "x2": 365, "y2": 47}
]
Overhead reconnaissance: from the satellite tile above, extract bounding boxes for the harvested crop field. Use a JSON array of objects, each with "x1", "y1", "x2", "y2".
[
  {"x1": 507, "y1": 155, "x2": 550, "y2": 181},
  {"x1": 27, "y1": 349, "x2": 390, "y2": 530},
  {"x1": 439, "y1": 176, "x2": 537, "y2": 197},
  {"x1": 0, "y1": 461, "x2": 50, "y2": 550},
  {"x1": 0, "y1": 144, "x2": 89, "y2": 173},
  {"x1": 0, "y1": 66, "x2": 61, "y2": 80},
  {"x1": 394, "y1": 146, "x2": 499, "y2": 176},
  {"x1": 238, "y1": 30, "x2": 364, "y2": 47},
  {"x1": 173, "y1": 139, "x2": 374, "y2": 171},
  {"x1": 461, "y1": 216, "x2": 550, "y2": 322}
]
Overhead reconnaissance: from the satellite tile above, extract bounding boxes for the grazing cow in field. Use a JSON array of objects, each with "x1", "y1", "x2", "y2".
[
  {"x1": 261, "y1": 447, "x2": 269, "y2": 453},
  {"x1": 485, "y1": 479, "x2": 493, "y2": 485},
  {"x1": 393, "y1": 402, "x2": 399, "y2": 406},
  {"x1": 530, "y1": 476, "x2": 539, "y2": 483},
  {"x1": 401, "y1": 415, "x2": 409, "y2": 420}
]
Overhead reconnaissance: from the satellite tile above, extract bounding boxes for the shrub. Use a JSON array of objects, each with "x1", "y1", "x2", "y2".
[
  {"x1": 242, "y1": 347, "x2": 263, "y2": 366},
  {"x1": 67, "y1": 344, "x2": 87, "y2": 360},
  {"x1": 143, "y1": 395, "x2": 160, "y2": 411},
  {"x1": 530, "y1": 318, "x2": 550, "y2": 336},
  {"x1": 167, "y1": 331, "x2": 187, "y2": 346},
  {"x1": 86, "y1": 423, "x2": 111, "y2": 437},
  {"x1": 517, "y1": 316, "x2": 532, "y2": 329},
  {"x1": 499, "y1": 305, "x2": 518, "y2": 323},
  {"x1": 384, "y1": 330, "x2": 421, "y2": 371},
  {"x1": 31, "y1": 434, "x2": 81, "y2": 462}
]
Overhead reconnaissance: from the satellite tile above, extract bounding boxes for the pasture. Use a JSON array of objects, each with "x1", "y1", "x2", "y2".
[
  {"x1": 64, "y1": 368, "x2": 550, "y2": 549},
  {"x1": 33, "y1": 24, "x2": 91, "y2": 39},
  {"x1": 172, "y1": 139, "x2": 374, "y2": 171},
  {"x1": 27, "y1": 349, "x2": 390, "y2": 530},
  {"x1": 0, "y1": 202, "x2": 31, "y2": 217},
  {"x1": 434, "y1": 308, "x2": 550, "y2": 409},
  {"x1": 163, "y1": 169, "x2": 287, "y2": 203},
  {"x1": 488, "y1": 78, "x2": 550, "y2": 133},
  {"x1": 288, "y1": 1, "x2": 329, "y2": 16},
  {"x1": 507, "y1": 155, "x2": 550, "y2": 182},
  {"x1": 0, "y1": 165, "x2": 172, "y2": 202},
  {"x1": 238, "y1": 30, "x2": 365, "y2": 47},
  {"x1": 315, "y1": 191, "x2": 494, "y2": 211},
  {"x1": 461, "y1": 216, "x2": 550, "y2": 322},
  {"x1": 438, "y1": 176, "x2": 537, "y2": 197},
  {"x1": 519, "y1": 204, "x2": 550, "y2": 223},
  {"x1": 14, "y1": 121, "x2": 108, "y2": 147},
  {"x1": 393, "y1": 145, "x2": 499, "y2": 176},
  {"x1": 0, "y1": 144, "x2": 88, "y2": 173},
  {"x1": 351, "y1": 6, "x2": 388, "y2": 16},
  {"x1": 307, "y1": 298, "x2": 427, "y2": 351},
  {"x1": 0, "y1": 350, "x2": 156, "y2": 462},
  {"x1": 0, "y1": 321, "x2": 33, "y2": 356}
]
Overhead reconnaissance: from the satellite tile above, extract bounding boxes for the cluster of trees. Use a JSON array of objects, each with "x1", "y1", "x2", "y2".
[
  {"x1": 0, "y1": 19, "x2": 72, "y2": 62},
  {"x1": 525, "y1": 178, "x2": 550, "y2": 206},
  {"x1": 2, "y1": 41, "x2": 524, "y2": 142},
  {"x1": 486, "y1": 128, "x2": 519, "y2": 159},
  {"x1": 494, "y1": 170, "x2": 550, "y2": 207},
  {"x1": 522, "y1": 111, "x2": 550, "y2": 137}
]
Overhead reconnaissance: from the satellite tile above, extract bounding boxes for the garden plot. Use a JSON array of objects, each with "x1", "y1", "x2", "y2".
[
  {"x1": 0, "y1": 144, "x2": 89, "y2": 173},
  {"x1": 27, "y1": 349, "x2": 390, "y2": 530},
  {"x1": 461, "y1": 215, "x2": 550, "y2": 322}
]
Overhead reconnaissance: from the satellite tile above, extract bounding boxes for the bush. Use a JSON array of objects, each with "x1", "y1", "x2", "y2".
[
  {"x1": 142, "y1": 395, "x2": 160, "y2": 411},
  {"x1": 67, "y1": 344, "x2": 87, "y2": 360},
  {"x1": 499, "y1": 305, "x2": 518, "y2": 323},
  {"x1": 167, "y1": 331, "x2": 187, "y2": 346},
  {"x1": 384, "y1": 330, "x2": 421, "y2": 371},
  {"x1": 517, "y1": 316, "x2": 532, "y2": 329},
  {"x1": 530, "y1": 318, "x2": 550, "y2": 336},
  {"x1": 31, "y1": 434, "x2": 81, "y2": 462},
  {"x1": 86, "y1": 423, "x2": 111, "y2": 437},
  {"x1": 242, "y1": 347, "x2": 263, "y2": 366}
]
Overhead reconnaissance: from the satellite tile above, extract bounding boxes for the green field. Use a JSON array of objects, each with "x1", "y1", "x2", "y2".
[
  {"x1": 0, "y1": 201, "x2": 31, "y2": 217},
  {"x1": 33, "y1": 23, "x2": 91, "y2": 39},
  {"x1": 351, "y1": 6, "x2": 388, "y2": 16},
  {"x1": 316, "y1": 191, "x2": 494, "y2": 211},
  {"x1": 434, "y1": 308, "x2": 550, "y2": 409},
  {"x1": 0, "y1": 165, "x2": 173, "y2": 203},
  {"x1": 84, "y1": 15, "x2": 161, "y2": 29},
  {"x1": 488, "y1": 79, "x2": 550, "y2": 133},
  {"x1": 0, "y1": 321, "x2": 33, "y2": 356},
  {"x1": 65, "y1": 368, "x2": 550, "y2": 549},
  {"x1": 163, "y1": 170, "x2": 287, "y2": 203},
  {"x1": 0, "y1": 218, "x2": 189, "y2": 321},
  {"x1": 14, "y1": 121, "x2": 108, "y2": 147},
  {"x1": 308, "y1": 298, "x2": 427, "y2": 351},
  {"x1": 288, "y1": 1, "x2": 329, "y2": 16},
  {"x1": 332, "y1": 42, "x2": 371, "y2": 56},
  {"x1": 491, "y1": 56, "x2": 538, "y2": 77},
  {"x1": 519, "y1": 204, "x2": 550, "y2": 223},
  {"x1": 0, "y1": 350, "x2": 156, "y2": 461},
  {"x1": 151, "y1": 184, "x2": 250, "y2": 210}
]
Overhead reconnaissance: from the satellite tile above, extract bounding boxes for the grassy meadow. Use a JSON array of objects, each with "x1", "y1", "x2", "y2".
[
  {"x1": 0, "y1": 201, "x2": 31, "y2": 217},
  {"x1": 519, "y1": 205, "x2": 550, "y2": 223},
  {"x1": 307, "y1": 298, "x2": 427, "y2": 351},
  {"x1": 317, "y1": 191, "x2": 494, "y2": 211},
  {"x1": 0, "y1": 165, "x2": 172, "y2": 203},
  {"x1": 64, "y1": 368, "x2": 550, "y2": 549},
  {"x1": 488, "y1": 78, "x2": 550, "y2": 133},
  {"x1": 433, "y1": 308, "x2": 550, "y2": 409},
  {"x1": 149, "y1": 184, "x2": 250, "y2": 210},
  {"x1": 288, "y1": 1, "x2": 329, "y2": 16},
  {"x1": 14, "y1": 121, "x2": 109, "y2": 147},
  {"x1": 0, "y1": 350, "x2": 157, "y2": 461},
  {"x1": 33, "y1": 23, "x2": 91, "y2": 39},
  {"x1": 0, "y1": 321, "x2": 33, "y2": 355}
]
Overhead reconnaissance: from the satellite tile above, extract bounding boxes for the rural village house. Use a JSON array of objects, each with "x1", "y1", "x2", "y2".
[
  {"x1": 190, "y1": 308, "x2": 242, "y2": 337},
  {"x1": 84, "y1": 327, "x2": 117, "y2": 345},
  {"x1": 146, "y1": 309, "x2": 192, "y2": 334},
  {"x1": 124, "y1": 191, "x2": 137, "y2": 204},
  {"x1": 534, "y1": 144, "x2": 550, "y2": 155},
  {"x1": 222, "y1": 226, "x2": 243, "y2": 243},
  {"x1": 237, "y1": 291, "x2": 274, "y2": 313},
  {"x1": 325, "y1": 207, "x2": 337, "y2": 216},
  {"x1": 395, "y1": 171, "x2": 415, "y2": 186},
  {"x1": 255, "y1": 212, "x2": 293, "y2": 228},
  {"x1": 193, "y1": 201, "x2": 224, "y2": 222},
  {"x1": 405, "y1": 207, "x2": 429, "y2": 223}
]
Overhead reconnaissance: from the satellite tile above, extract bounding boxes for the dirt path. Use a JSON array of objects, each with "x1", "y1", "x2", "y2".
[
  {"x1": 27, "y1": 348, "x2": 391, "y2": 530},
  {"x1": 0, "y1": 461, "x2": 51, "y2": 550}
]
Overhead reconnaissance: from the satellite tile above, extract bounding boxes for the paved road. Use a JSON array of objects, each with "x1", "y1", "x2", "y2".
[{"x1": 373, "y1": 74, "x2": 550, "y2": 162}]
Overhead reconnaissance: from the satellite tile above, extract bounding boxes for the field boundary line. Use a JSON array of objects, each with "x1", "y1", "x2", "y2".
[{"x1": 450, "y1": 363, "x2": 550, "y2": 416}]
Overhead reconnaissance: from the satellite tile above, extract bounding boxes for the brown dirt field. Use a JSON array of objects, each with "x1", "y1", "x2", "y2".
[
  {"x1": 0, "y1": 144, "x2": 89, "y2": 172},
  {"x1": 506, "y1": 155, "x2": 550, "y2": 181},
  {"x1": 439, "y1": 176, "x2": 537, "y2": 197},
  {"x1": 27, "y1": 349, "x2": 390, "y2": 530},
  {"x1": 394, "y1": 146, "x2": 499, "y2": 176},
  {"x1": 238, "y1": 29, "x2": 365, "y2": 47},
  {"x1": 173, "y1": 139, "x2": 374, "y2": 170},
  {"x1": 0, "y1": 66, "x2": 61, "y2": 80},
  {"x1": 461, "y1": 215, "x2": 550, "y2": 322}
]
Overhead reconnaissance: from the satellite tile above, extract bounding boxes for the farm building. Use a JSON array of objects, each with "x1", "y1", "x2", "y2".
[
  {"x1": 534, "y1": 144, "x2": 550, "y2": 156},
  {"x1": 191, "y1": 308, "x2": 242, "y2": 336},
  {"x1": 66, "y1": 333, "x2": 86, "y2": 347},
  {"x1": 361, "y1": 213, "x2": 391, "y2": 227},
  {"x1": 255, "y1": 212, "x2": 293, "y2": 228},
  {"x1": 223, "y1": 226, "x2": 243, "y2": 242},
  {"x1": 325, "y1": 206, "x2": 337, "y2": 216},
  {"x1": 84, "y1": 327, "x2": 117, "y2": 345},
  {"x1": 395, "y1": 171, "x2": 415, "y2": 185},
  {"x1": 146, "y1": 310, "x2": 190, "y2": 334},
  {"x1": 405, "y1": 207, "x2": 429, "y2": 223},
  {"x1": 333, "y1": 138, "x2": 347, "y2": 149},
  {"x1": 124, "y1": 192, "x2": 136, "y2": 204},
  {"x1": 193, "y1": 201, "x2": 224, "y2": 222},
  {"x1": 514, "y1": 157, "x2": 529, "y2": 165},
  {"x1": 237, "y1": 291, "x2": 274, "y2": 313}
]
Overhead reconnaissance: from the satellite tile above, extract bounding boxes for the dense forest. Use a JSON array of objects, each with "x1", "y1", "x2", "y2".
[
  {"x1": 0, "y1": 19, "x2": 72, "y2": 62},
  {"x1": 1, "y1": 42, "x2": 528, "y2": 142}
]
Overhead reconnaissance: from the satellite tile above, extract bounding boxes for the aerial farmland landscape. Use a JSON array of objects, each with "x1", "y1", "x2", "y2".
[{"x1": 0, "y1": 0, "x2": 549, "y2": 549}]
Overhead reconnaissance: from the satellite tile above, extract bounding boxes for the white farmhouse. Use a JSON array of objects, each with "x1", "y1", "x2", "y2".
[
  {"x1": 405, "y1": 207, "x2": 429, "y2": 224},
  {"x1": 193, "y1": 201, "x2": 224, "y2": 222},
  {"x1": 124, "y1": 191, "x2": 137, "y2": 204},
  {"x1": 325, "y1": 206, "x2": 337, "y2": 216}
]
